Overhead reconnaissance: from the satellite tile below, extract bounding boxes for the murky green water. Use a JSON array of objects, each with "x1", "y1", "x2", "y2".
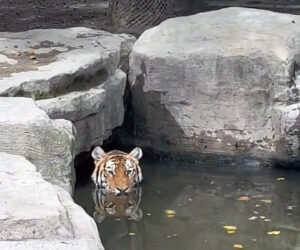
[{"x1": 74, "y1": 159, "x2": 300, "y2": 250}]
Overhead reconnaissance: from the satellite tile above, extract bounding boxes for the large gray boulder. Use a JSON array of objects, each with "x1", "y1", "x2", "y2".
[
  {"x1": 0, "y1": 97, "x2": 75, "y2": 192},
  {"x1": 129, "y1": 7, "x2": 300, "y2": 164},
  {"x1": 0, "y1": 27, "x2": 135, "y2": 154},
  {"x1": 0, "y1": 152, "x2": 103, "y2": 250}
]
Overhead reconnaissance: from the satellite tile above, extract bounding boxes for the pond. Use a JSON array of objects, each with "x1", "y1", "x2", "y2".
[{"x1": 74, "y1": 159, "x2": 300, "y2": 250}]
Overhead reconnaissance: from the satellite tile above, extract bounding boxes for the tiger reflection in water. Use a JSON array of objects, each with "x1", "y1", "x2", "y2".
[
  {"x1": 92, "y1": 187, "x2": 145, "y2": 250},
  {"x1": 92, "y1": 186, "x2": 143, "y2": 222}
]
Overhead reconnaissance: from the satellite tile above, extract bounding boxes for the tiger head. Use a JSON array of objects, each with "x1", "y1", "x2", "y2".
[{"x1": 91, "y1": 147, "x2": 143, "y2": 193}]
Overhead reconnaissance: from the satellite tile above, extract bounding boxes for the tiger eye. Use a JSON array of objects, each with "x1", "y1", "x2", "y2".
[
  {"x1": 106, "y1": 170, "x2": 114, "y2": 176},
  {"x1": 126, "y1": 170, "x2": 133, "y2": 176}
]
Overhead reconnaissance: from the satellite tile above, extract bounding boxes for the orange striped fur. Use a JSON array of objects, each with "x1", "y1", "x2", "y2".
[{"x1": 91, "y1": 147, "x2": 143, "y2": 193}]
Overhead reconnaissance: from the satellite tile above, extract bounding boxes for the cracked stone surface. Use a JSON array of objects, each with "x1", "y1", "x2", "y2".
[
  {"x1": 129, "y1": 7, "x2": 300, "y2": 164},
  {"x1": 0, "y1": 27, "x2": 134, "y2": 97},
  {"x1": 36, "y1": 69, "x2": 127, "y2": 153},
  {"x1": 0, "y1": 27, "x2": 136, "y2": 154},
  {"x1": 0, "y1": 152, "x2": 103, "y2": 250},
  {"x1": 0, "y1": 97, "x2": 75, "y2": 192}
]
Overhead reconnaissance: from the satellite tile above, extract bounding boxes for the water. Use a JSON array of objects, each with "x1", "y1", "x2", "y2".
[{"x1": 74, "y1": 159, "x2": 300, "y2": 250}]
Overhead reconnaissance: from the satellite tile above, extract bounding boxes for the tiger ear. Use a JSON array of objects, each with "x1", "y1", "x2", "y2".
[
  {"x1": 129, "y1": 147, "x2": 143, "y2": 160},
  {"x1": 92, "y1": 146, "x2": 105, "y2": 161}
]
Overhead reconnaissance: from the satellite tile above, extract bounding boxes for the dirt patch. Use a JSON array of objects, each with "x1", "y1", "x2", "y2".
[
  {"x1": 0, "y1": 45, "x2": 75, "y2": 78},
  {"x1": 0, "y1": 0, "x2": 299, "y2": 37},
  {"x1": 0, "y1": 0, "x2": 115, "y2": 33},
  {"x1": 1, "y1": 1, "x2": 299, "y2": 36}
]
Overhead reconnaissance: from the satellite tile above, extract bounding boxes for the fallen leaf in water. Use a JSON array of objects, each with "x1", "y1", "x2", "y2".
[
  {"x1": 248, "y1": 216, "x2": 257, "y2": 220},
  {"x1": 167, "y1": 215, "x2": 175, "y2": 218},
  {"x1": 223, "y1": 226, "x2": 237, "y2": 231},
  {"x1": 128, "y1": 232, "x2": 136, "y2": 236},
  {"x1": 267, "y1": 231, "x2": 280, "y2": 235},
  {"x1": 237, "y1": 196, "x2": 251, "y2": 201},
  {"x1": 165, "y1": 210, "x2": 176, "y2": 218},
  {"x1": 260, "y1": 199, "x2": 272, "y2": 204},
  {"x1": 165, "y1": 210, "x2": 176, "y2": 215},
  {"x1": 28, "y1": 50, "x2": 36, "y2": 60},
  {"x1": 233, "y1": 244, "x2": 244, "y2": 248},
  {"x1": 276, "y1": 177, "x2": 285, "y2": 181},
  {"x1": 11, "y1": 51, "x2": 22, "y2": 56},
  {"x1": 287, "y1": 206, "x2": 296, "y2": 210},
  {"x1": 227, "y1": 230, "x2": 236, "y2": 234}
]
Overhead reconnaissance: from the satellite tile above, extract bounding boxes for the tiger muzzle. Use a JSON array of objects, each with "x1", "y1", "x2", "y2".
[{"x1": 116, "y1": 187, "x2": 129, "y2": 194}]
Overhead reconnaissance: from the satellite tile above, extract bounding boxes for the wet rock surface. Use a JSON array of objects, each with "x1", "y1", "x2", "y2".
[
  {"x1": 0, "y1": 97, "x2": 75, "y2": 192},
  {"x1": 0, "y1": 152, "x2": 103, "y2": 250},
  {"x1": 129, "y1": 7, "x2": 300, "y2": 164}
]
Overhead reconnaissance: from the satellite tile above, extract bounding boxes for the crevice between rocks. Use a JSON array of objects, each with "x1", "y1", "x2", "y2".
[
  {"x1": 74, "y1": 75, "x2": 135, "y2": 185},
  {"x1": 288, "y1": 58, "x2": 300, "y2": 104}
]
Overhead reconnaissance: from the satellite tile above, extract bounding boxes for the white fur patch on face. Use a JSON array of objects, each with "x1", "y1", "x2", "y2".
[
  {"x1": 137, "y1": 165, "x2": 143, "y2": 183},
  {"x1": 96, "y1": 171, "x2": 107, "y2": 189},
  {"x1": 96, "y1": 172, "x2": 101, "y2": 187},
  {"x1": 105, "y1": 160, "x2": 116, "y2": 176},
  {"x1": 125, "y1": 160, "x2": 134, "y2": 171},
  {"x1": 101, "y1": 180, "x2": 108, "y2": 188},
  {"x1": 125, "y1": 159, "x2": 135, "y2": 177},
  {"x1": 91, "y1": 172, "x2": 96, "y2": 184}
]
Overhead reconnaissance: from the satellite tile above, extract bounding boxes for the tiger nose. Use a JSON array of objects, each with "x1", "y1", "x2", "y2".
[{"x1": 116, "y1": 187, "x2": 129, "y2": 194}]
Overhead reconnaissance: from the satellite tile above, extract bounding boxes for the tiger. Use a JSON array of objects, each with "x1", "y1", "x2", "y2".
[{"x1": 91, "y1": 146, "x2": 143, "y2": 193}]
